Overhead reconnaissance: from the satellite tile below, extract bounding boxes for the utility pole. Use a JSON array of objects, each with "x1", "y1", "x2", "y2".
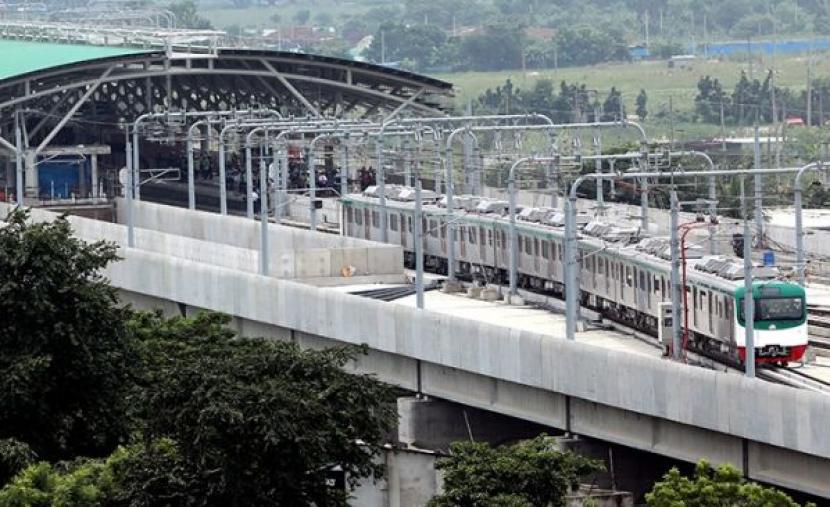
[
  {"x1": 807, "y1": 50, "x2": 813, "y2": 127},
  {"x1": 753, "y1": 123, "x2": 764, "y2": 247},
  {"x1": 659, "y1": 8, "x2": 663, "y2": 35},
  {"x1": 720, "y1": 99, "x2": 726, "y2": 151},
  {"x1": 703, "y1": 13, "x2": 707, "y2": 57},
  {"x1": 741, "y1": 177, "x2": 755, "y2": 378},
  {"x1": 669, "y1": 96, "x2": 675, "y2": 150}
]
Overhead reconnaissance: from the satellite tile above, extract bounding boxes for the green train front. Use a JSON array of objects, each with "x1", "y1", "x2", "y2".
[{"x1": 734, "y1": 282, "x2": 807, "y2": 363}]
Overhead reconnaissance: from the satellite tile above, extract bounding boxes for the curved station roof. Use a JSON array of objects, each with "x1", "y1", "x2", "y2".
[{"x1": 0, "y1": 38, "x2": 454, "y2": 129}]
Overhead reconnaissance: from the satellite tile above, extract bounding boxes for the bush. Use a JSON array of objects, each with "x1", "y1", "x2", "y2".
[{"x1": 428, "y1": 434, "x2": 603, "y2": 507}]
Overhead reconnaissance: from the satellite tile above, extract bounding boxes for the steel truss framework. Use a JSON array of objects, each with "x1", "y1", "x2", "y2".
[{"x1": 0, "y1": 47, "x2": 454, "y2": 156}]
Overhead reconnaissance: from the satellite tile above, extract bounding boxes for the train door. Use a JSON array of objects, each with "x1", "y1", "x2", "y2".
[
  {"x1": 400, "y1": 213, "x2": 407, "y2": 248},
  {"x1": 706, "y1": 291, "x2": 713, "y2": 334},
  {"x1": 459, "y1": 225, "x2": 467, "y2": 258},
  {"x1": 440, "y1": 218, "x2": 447, "y2": 255},
  {"x1": 533, "y1": 238, "x2": 540, "y2": 273},
  {"x1": 363, "y1": 209, "x2": 370, "y2": 239},
  {"x1": 480, "y1": 227, "x2": 487, "y2": 259}
]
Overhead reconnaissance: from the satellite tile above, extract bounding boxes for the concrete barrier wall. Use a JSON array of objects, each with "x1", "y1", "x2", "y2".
[
  {"x1": 1, "y1": 203, "x2": 403, "y2": 281},
  {"x1": 102, "y1": 245, "x2": 830, "y2": 462},
  {"x1": 115, "y1": 198, "x2": 382, "y2": 251}
]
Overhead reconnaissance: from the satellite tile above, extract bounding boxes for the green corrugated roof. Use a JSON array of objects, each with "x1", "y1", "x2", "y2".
[{"x1": 0, "y1": 40, "x2": 147, "y2": 81}]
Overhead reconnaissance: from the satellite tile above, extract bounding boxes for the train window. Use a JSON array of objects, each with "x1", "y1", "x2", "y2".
[
  {"x1": 346, "y1": 207, "x2": 353, "y2": 223},
  {"x1": 654, "y1": 276, "x2": 660, "y2": 293},
  {"x1": 647, "y1": 273, "x2": 651, "y2": 292},
  {"x1": 534, "y1": 238, "x2": 540, "y2": 256},
  {"x1": 597, "y1": 255, "x2": 604, "y2": 273},
  {"x1": 355, "y1": 211, "x2": 363, "y2": 225},
  {"x1": 469, "y1": 228, "x2": 476, "y2": 244},
  {"x1": 487, "y1": 230, "x2": 493, "y2": 246},
  {"x1": 408, "y1": 217, "x2": 413, "y2": 232},
  {"x1": 625, "y1": 267, "x2": 632, "y2": 287},
  {"x1": 422, "y1": 218, "x2": 428, "y2": 235},
  {"x1": 372, "y1": 211, "x2": 379, "y2": 227},
  {"x1": 639, "y1": 271, "x2": 645, "y2": 290},
  {"x1": 699, "y1": 291, "x2": 707, "y2": 307},
  {"x1": 480, "y1": 228, "x2": 486, "y2": 245},
  {"x1": 693, "y1": 287, "x2": 698, "y2": 309},
  {"x1": 542, "y1": 241, "x2": 550, "y2": 259},
  {"x1": 390, "y1": 214, "x2": 398, "y2": 231},
  {"x1": 429, "y1": 220, "x2": 438, "y2": 237},
  {"x1": 516, "y1": 236, "x2": 521, "y2": 252},
  {"x1": 525, "y1": 237, "x2": 532, "y2": 254}
]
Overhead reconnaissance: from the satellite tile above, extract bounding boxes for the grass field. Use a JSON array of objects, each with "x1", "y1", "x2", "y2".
[{"x1": 436, "y1": 54, "x2": 830, "y2": 116}]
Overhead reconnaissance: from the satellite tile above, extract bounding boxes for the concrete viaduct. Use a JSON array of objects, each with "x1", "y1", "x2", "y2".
[{"x1": 4, "y1": 200, "x2": 830, "y2": 499}]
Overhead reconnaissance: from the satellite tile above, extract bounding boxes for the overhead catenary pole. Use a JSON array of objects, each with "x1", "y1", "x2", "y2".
[
  {"x1": 741, "y1": 176, "x2": 755, "y2": 378},
  {"x1": 793, "y1": 162, "x2": 824, "y2": 285},
  {"x1": 669, "y1": 191, "x2": 682, "y2": 360},
  {"x1": 259, "y1": 153, "x2": 269, "y2": 275},
  {"x1": 753, "y1": 123, "x2": 764, "y2": 246},
  {"x1": 125, "y1": 132, "x2": 135, "y2": 248},
  {"x1": 415, "y1": 178, "x2": 425, "y2": 309},
  {"x1": 14, "y1": 109, "x2": 23, "y2": 207},
  {"x1": 564, "y1": 164, "x2": 813, "y2": 346}
]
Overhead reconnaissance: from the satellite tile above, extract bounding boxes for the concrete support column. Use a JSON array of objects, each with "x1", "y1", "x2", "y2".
[
  {"x1": 397, "y1": 397, "x2": 551, "y2": 452},
  {"x1": 91, "y1": 155, "x2": 99, "y2": 197},
  {"x1": 24, "y1": 150, "x2": 37, "y2": 198}
]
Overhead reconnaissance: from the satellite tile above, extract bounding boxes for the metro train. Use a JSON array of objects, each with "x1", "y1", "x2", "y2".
[{"x1": 341, "y1": 185, "x2": 808, "y2": 364}]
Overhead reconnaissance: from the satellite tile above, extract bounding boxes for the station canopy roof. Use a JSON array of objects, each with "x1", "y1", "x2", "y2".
[{"x1": 0, "y1": 40, "x2": 148, "y2": 81}]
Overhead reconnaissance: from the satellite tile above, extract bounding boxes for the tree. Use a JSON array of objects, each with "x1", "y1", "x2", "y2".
[
  {"x1": 129, "y1": 311, "x2": 399, "y2": 506},
  {"x1": 428, "y1": 435, "x2": 602, "y2": 507},
  {"x1": 695, "y1": 75, "x2": 730, "y2": 124},
  {"x1": 646, "y1": 460, "x2": 815, "y2": 507},
  {"x1": 293, "y1": 8, "x2": 311, "y2": 26},
  {"x1": 0, "y1": 439, "x2": 194, "y2": 506},
  {"x1": 167, "y1": 0, "x2": 213, "y2": 30},
  {"x1": 0, "y1": 439, "x2": 35, "y2": 487},
  {"x1": 553, "y1": 26, "x2": 629, "y2": 67},
  {"x1": 365, "y1": 23, "x2": 449, "y2": 70},
  {"x1": 0, "y1": 210, "x2": 135, "y2": 463},
  {"x1": 459, "y1": 22, "x2": 525, "y2": 71},
  {"x1": 602, "y1": 86, "x2": 624, "y2": 121},
  {"x1": 636, "y1": 89, "x2": 648, "y2": 120}
]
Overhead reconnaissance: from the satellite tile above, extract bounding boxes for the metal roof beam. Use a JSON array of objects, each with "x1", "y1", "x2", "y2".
[
  {"x1": 259, "y1": 59, "x2": 320, "y2": 118},
  {"x1": 382, "y1": 88, "x2": 427, "y2": 123},
  {"x1": 35, "y1": 65, "x2": 114, "y2": 155}
]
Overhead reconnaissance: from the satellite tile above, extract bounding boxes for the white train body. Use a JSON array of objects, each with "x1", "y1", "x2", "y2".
[{"x1": 341, "y1": 186, "x2": 808, "y2": 364}]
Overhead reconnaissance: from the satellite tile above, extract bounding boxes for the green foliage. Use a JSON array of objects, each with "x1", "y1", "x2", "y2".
[
  {"x1": 293, "y1": 8, "x2": 311, "y2": 25},
  {"x1": 459, "y1": 22, "x2": 525, "y2": 71},
  {"x1": 553, "y1": 26, "x2": 629, "y2": 68},
  {"x1": 0, "y1": 210, "x2": 135, "y2": 463},
  {"x1": 129, "y1": 311, "x2": 399, "y2": 506},
  {"x1": 428, "y1": 434, "x2": 603, "y2": 507},
  {"x1": 0, "y1": 439, "x2": 36, "y2": 487},
  {"x1": 636, "y1": 89, "x2": 648, "y2": 120},
  {"x1": 0, "y1": 439, "x2": 191, "y2": 507},
  {"x1": 646, "y1": 460, "x2": 816, "y2": 507},
  {"x1": 366, "y1": 23, "x2": 450, "y2": 71},
  {"x1": 167, "y1": 0, "x2": 213, "y2": 29}
]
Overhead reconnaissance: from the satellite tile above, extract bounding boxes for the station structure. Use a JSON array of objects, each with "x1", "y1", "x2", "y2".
[{"x1": 4, "y1": 17, "x2": 830, "y2": 503}]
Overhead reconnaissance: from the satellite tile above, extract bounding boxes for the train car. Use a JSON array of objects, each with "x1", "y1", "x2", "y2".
[{"x1": 341, "y1": 185, "x2": 809, "y2": 364}]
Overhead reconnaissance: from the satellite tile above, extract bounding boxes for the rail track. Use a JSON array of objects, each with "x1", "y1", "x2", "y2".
[{"x1": 808, "y1": 305, "x2": 830, "y2": 353}]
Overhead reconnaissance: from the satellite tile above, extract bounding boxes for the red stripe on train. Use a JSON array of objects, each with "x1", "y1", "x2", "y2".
[{"x1": 737, "y1": 344, "x2": 808, "y2": 363}]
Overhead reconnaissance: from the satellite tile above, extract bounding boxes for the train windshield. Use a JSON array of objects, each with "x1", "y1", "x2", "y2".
[{"x1": 756, "y1": 297, "x2": 804, "y2": 321}]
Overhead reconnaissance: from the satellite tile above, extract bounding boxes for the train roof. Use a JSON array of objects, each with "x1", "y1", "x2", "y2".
[{"x1": 343, "y1": 189, "x2": 799, "y2": 295}]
